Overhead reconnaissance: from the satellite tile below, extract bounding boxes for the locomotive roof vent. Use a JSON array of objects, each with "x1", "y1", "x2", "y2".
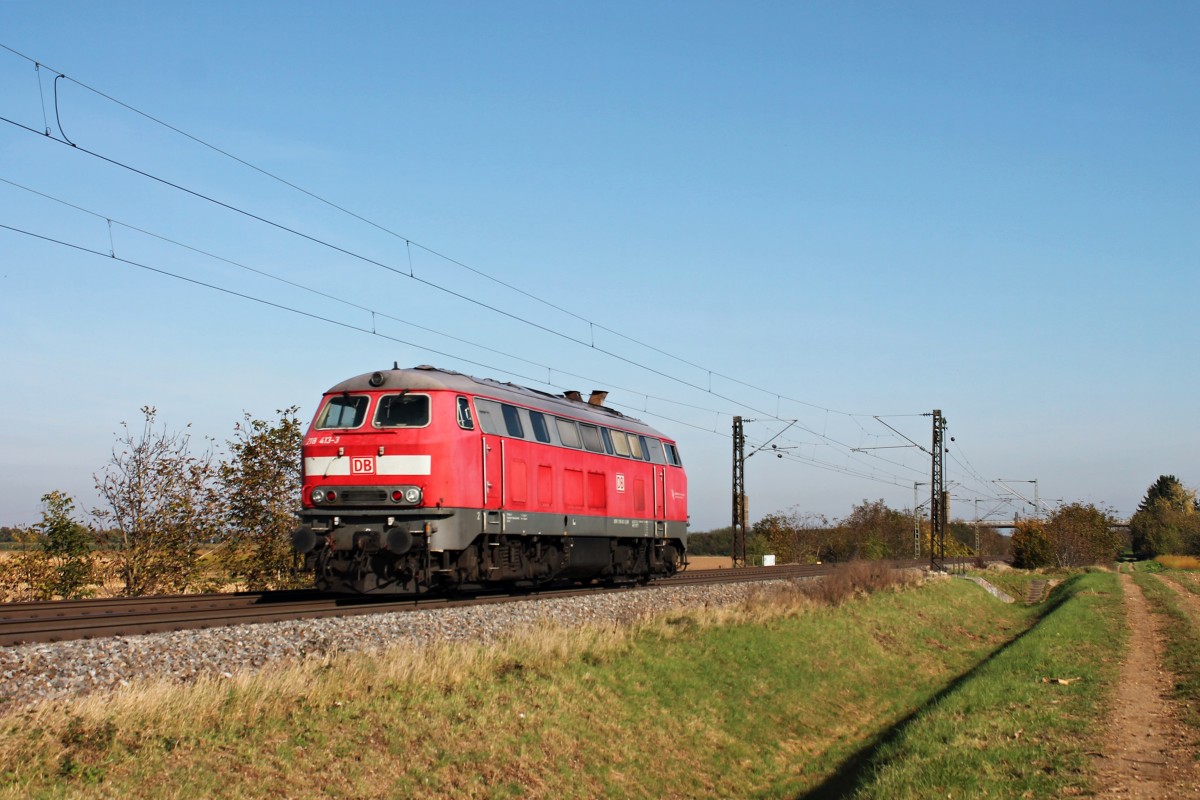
[
  {"x1": 588, "y1": 391, "x2": 609, "y2": 407},
  {"x1": 564, "y1": 390, "x2": 583, "y2": 402}
]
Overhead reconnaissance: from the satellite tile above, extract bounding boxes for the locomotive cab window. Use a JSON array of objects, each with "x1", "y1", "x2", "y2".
[
  {"x1": 457, "y1": 397, "x2": 475, "y2": 430},
  {"x1": 640, "y1": 435, "x2": 662, "y2": 463},
  {"x1": 664, "y1": 442, "x2": 683, "y2": 467},
  {"x1": 316, "y1": 395, "x2": 370, "y2": 429},
  {"x1": 374, "y1": 393, "x2": 430, "y2": 428}
]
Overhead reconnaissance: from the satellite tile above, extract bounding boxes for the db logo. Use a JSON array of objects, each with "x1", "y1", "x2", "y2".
[
  {"x1": 615, "y1": 474, "x2": 626, "y2": 493},
  {"x1": 350, "y1": 457, "x2": 375, "y2": 475}
]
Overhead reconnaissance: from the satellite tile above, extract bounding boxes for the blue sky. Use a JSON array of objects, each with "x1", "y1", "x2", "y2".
[{"x1": 1, "y1": 1, "x2": 1196, "y2": 531}]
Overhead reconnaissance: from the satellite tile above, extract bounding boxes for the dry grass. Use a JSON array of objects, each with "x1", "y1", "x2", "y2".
[
  {"x1": 0, "y1": 547, "x2": 250, "y2": 602},
  {"x1": 686, "y1": 555, "x2": 734, "y2": 569},
  {"x1": 1157, "y1": 555, "x2": 1200, "y2": 571},
  {"x1": 0, "y1": 598, "x2": 777, "y2": 775},
  {"x1": 797, "y1": 559, "x2": 923, "y2": 605}
]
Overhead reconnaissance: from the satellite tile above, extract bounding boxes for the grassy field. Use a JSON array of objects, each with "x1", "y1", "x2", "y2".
[{"x1": 0, "y1": 568, "x2": 1124, "y2": 799}]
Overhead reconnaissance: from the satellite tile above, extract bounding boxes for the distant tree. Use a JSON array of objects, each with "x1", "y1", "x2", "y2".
[
  {"x1": 1130, "y1": 475, "x2": 1200, "y2": 557},
  {"x1": 0, "y1": 492, "x2": 94, "y2": 600},
  {"x1": 685, "y1": 526, "x2": 770, "y2": 560},
  {"x1": 36, "y1": 490, "x2": 94, "y2": 599},
  {"x1": 838, "y1": 499, "x2": 911, "y2": 560},
  {"x1": 221, "y1": 408, "x2": 306, "y2": 589},
  {"x1": 980, "y1": 527, "x2": 1012, "y2": 558},
  {"x1": 93, "y1": 406, "x2": 223, "y2": 596},
  {"x1": 947, "y1": 521, "x2": 976, "y2": 553},
  {"x1": 753, "y1": 510, "x2": 830, "y2": 564},
  {"x1": 1046, "y1": 502, "x2": 1121, "y2": 567},
  {"x1": 686, "y1": 527, "x2": 732, "y2": 556},
  {"x1": 1010, "y1": 519, "x2": 1054, "y2": 569}
]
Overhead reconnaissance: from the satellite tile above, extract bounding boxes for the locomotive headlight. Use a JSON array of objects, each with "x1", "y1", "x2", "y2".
[
  {"x1": 389, "y1": 487, "x2": 423, "y2": 505},
  {"x1": 311, "y1": 488, "x2": 326, "y2": 504}
]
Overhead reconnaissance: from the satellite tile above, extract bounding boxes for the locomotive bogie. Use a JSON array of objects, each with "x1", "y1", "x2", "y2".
[{"x1": 294, "y1": 366, "x2": 688, "y2": 594}]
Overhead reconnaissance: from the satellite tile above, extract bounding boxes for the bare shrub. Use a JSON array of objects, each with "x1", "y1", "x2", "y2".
[
  {"x1": 93, "y1": 407, "x2": 223, "y2": 596},
  {"x1": 801, "y1": 561, "x2": 919, "y2": 606}
]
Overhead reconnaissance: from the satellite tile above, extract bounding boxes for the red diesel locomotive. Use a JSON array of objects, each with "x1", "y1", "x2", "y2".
[{"x1": 292, "y1": 365, "x2": 688, "y2": 593}]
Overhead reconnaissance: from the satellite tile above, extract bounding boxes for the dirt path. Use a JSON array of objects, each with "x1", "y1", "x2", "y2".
[
  {"x1": 1092, "y1": 572, "x2": 1200, "y2": 798},
  {"x1": 1160, "y1": 573, "x2": 1200, "y2": 617}
]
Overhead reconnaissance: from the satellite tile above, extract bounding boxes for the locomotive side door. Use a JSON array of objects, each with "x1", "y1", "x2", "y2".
[
  {"x1": 482, "y1": 436, "x2": 503, "y2": 509},
  {"x1": 654, "y1": 465, "x2": 667, "y2": 536}
]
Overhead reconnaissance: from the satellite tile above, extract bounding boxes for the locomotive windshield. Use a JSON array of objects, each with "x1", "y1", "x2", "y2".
[
  {"x1": 316, "y1": 395, "x2": 369, "y2": 429},
  {"x1": 375, "y1": 393, "x2": 430, "y2": 428}
]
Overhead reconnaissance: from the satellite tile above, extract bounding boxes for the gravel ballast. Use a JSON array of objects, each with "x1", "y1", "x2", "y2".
[{"x1": 0, "y1": 581, "x2": 775, "y2": 710}]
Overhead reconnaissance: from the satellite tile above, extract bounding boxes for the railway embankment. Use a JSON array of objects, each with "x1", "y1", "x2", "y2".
[{"x1": 0, "y1": 568, "x2": 1128, "y2": 798}]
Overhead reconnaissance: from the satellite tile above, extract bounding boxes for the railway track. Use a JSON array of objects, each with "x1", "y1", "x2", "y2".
[{"x1": 0, "y1": 559, "x2": 974, "y2": 647}]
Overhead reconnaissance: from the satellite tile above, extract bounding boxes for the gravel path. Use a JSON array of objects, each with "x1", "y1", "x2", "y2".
[{"x1": 0, "y1": 581, "x2": 773, "y2": 711}]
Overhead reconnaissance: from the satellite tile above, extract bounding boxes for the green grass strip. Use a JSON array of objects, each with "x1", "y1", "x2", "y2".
[{"x1": 815, "y1": 571, "x2": 1123, "y2": 799}]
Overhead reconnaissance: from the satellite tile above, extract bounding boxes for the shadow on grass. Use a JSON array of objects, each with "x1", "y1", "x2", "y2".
[{"x1": 794, "y1": 573, "x2": 1092, "y2": 800}]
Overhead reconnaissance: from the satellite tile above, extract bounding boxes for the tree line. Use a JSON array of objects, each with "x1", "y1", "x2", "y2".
[
  {"x1": 691, "y1": 475, "x2": 1200, "y2": 569},
  {"x1": 0, "y1": 406, "x2": 303, "y2": 601},
  {"x1": 1128, "y1": 475, "x2": 1200, "y2": 558},
  {"x1": 2, "y1": 404, "x2": 1195, "y2": 601},
  {"x1": 689, "y1": 499, "x2": 1012, "y2": 563},
  {"x1": 1009, "y1": 475, "x2": 1200, "y2": 568}
]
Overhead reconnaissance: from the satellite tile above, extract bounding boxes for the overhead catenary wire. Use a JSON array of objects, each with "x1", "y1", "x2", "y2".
[
  {"x1": 0, "y1": 42, "x2": 1007, "y2": 501},
  {"x1": 0, "y1": 129, "x2": 929, "y2": 485},
  {"x1": 0, "y1": 176, "x2": 779, "y2": 427},
  {"x1": 0, "y1": 109, "x2": 789, "y2": 416},
  {"x1": 0, "y1": 41, "x2": 905, "y2": 421},
  {"x1": 2, "y1": 215, "x2": 937, "y2": 495}
]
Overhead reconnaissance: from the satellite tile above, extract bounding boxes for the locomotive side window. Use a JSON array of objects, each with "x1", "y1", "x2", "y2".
[
  {"x1": 375, "y1": 393, "x2": 430, "y2": 428},
  {"x1": 608, "y1": 429, "x2": 631, "y2": 457},
  {"x1": 529, "y1": 411, "x2": 552, "y2": 443},
  {"x1": 628, "y1": 433, "x2": 644, "y2": 460},
  {"x1": 316, "y1": 395, "x2": 369, "y2": 429},
  {"x1": 501, "y1": 404, "x2": 525, "y2": 438},
  {"x1": 579, "y1": 423, "x2": 605, "y2": 453},
  {"x1": 664, "y1": 442, "x2": 683, "y2": 467},
  {"x1": 474, "y1": 399, "x2": 504, "y2": 435},
  {"x1": 457, "y1": 397, "x2": 475, "y2": 430},
  {"x1": 600, "y1": 428, "x2": 616, "y2": 455},
  {"x1": 556, "y1": 418, "x2": 582, "y2": 449}
]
